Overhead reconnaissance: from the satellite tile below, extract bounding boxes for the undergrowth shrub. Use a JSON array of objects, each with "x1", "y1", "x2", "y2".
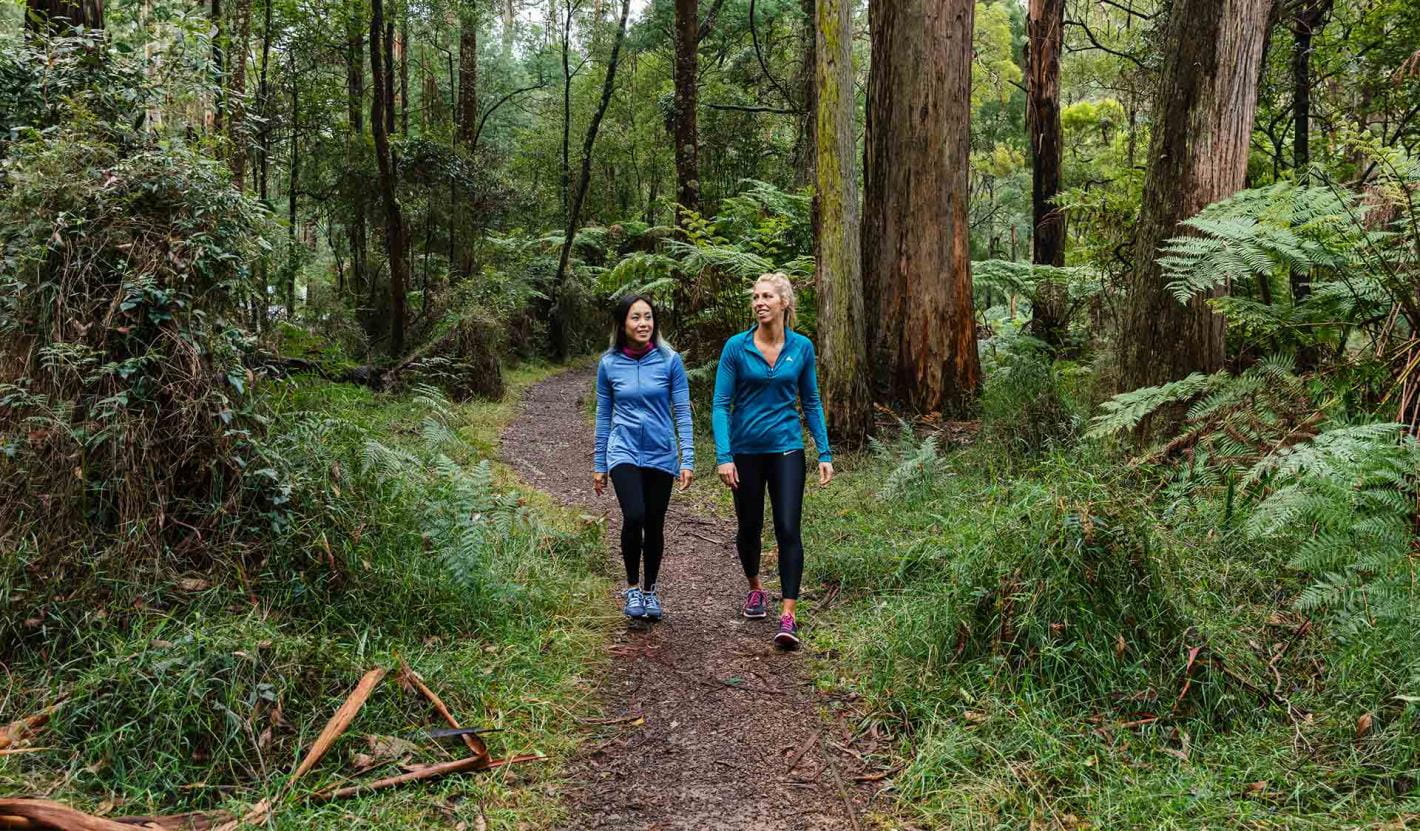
[
  {"x1": 0, "y1": 66, "x2": 276, "y2": 655},
  {"x1": 8, "y1": 380, "x2": 603, "y2": 806},
  {"x1": 980, "y1": 335, "x2": 1084, "y2": 455}
]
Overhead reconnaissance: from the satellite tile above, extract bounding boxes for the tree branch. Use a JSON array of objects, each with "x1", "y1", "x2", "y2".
[
  {"x1": 473, "y1": 82, "x2": 548, "y2": 151},
  {"x1": 704, "y1": 102, "x2": 801, "y2": 114},
  {"x1": 1096, "y1": 0, "x2": 1153, "y2": 19},
  {"x1": 749, "y1": 0, "x2": 796, "y2": 105},
  {"x1": 1065, "y1": 17, "x2": 1147, "y2": 69},
  {"x1": 697, "y1": 0, "x2": 726, "y2": 43}
]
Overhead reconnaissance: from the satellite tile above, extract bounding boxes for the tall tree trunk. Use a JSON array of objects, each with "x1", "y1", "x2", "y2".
[
  {"x1": 793, "y1": 0, "x2": 816, "y2": 187},
  {"x1": 255, "y1": 0, "x2": 273, "y2": 312},
  {"x1": 399, "y1": 12, "x2": 409, "y2": 135},
  {"x1": 346, "y1": 0, "x2": 369, "y2": 302},
  {"x1": 1290, "y1": 0, "x2": 1331, "y2": 305},
  {"x1": 24, "y1": 0, "x2": 103, "y2": 33},
  {"x1": 862, "y1": 0, "x2": 979, "y2": 415},
  {"x1": 457, "y1": 10, "x2": 478, "y2": 145},
  {"x1": 384, "y1": 19, "x2": 397, "y2": 135},
  {"x1": 672, "y1": 0, "x2": 700, "y2": 223},
  {"x1": 1026, "y1": 0, "x2": 1067, "y2": 347},
  {"x1": 287, "y1": 50, "x2": 299, "y2": 315},
  {"x1": 257, "y1": 0, "x2": 274, "y2": 204},
  {"x1": 1119, "y1": 0, "x2": 1275, "y2": 393},
  {"x1": 560, "y1": 0, "x2": 573, "y2": 220},
  {"x1": 372, "y1": 0, "x2": 410, "y2": 354},
  {"x1": 814, "y1": 0, "x2": 869, "y2": 444},
  {"x1": 228, "y1": 0, "x2": 253, "y2": 190},
  {"x1": 211, "y1": 0, "x2": 225, "y2": 133},
  {"x1": 502, "y1": 0, "x2": 515, "y2": 57},
  {"x1": 551, "y1": 0, "x2": 632, "y2": 360}
]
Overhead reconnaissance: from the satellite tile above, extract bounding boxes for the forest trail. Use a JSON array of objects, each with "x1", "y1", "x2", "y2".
[{"x1": 502, "y1": 367, "x2": 878, "y2": 831}]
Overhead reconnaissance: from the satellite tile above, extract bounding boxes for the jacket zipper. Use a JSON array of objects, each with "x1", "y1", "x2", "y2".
[{"x1": 636, "y1": 356, "x2": 643, "y2": 466}]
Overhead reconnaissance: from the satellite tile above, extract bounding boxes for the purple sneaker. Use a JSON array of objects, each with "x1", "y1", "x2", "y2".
[
  {"x1": 773, "y1": 614, "x2": 800, "y2": 649},
  {"x1": 742, "y1": 589, "x2": 768, "y2": 619}
]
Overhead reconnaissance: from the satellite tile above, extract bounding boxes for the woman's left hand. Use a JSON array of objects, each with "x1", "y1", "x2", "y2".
[
  {"x1": 818, "y1": 462, "x2": 834, "y2": 487},
  {"x1": 678, "y1": 468, "x2": 694, "y2": 491}
]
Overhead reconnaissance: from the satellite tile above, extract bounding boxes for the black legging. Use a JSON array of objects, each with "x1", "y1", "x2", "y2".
[
  {"x1": 610, "y1": 464, "x2": 673, "y2": 588},
  {"x1": 732, "y1": 450, "x2": 806, "y2": 600}
]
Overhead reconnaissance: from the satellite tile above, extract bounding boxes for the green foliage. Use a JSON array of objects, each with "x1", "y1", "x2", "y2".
[
  {"x1": 592, "y1": 180, "x2": 816, "y2": 354},
  {"x1": 3, "y1": 377, "x2": 606, "y2": 814},
  {"x1": 0, "y1": 70, "x2": 275, "y2": 625},
  {"x1": 1247, "y1": 423, "x2": 1420, "y2": 653},
  {"x1": 981, "y1": 336, "x2": 1084, "y2": 454},
  {"x1": 868, "y1": 421, "x2": 945, "y2": 501}
]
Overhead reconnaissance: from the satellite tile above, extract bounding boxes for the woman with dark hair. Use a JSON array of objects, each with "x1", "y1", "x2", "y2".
[
  {"x1": 593, "y1": 294, "x2": 694, "y2": 621},
  {"x1": 712, "y1": 273, "x2": 833, "y2": 649}
]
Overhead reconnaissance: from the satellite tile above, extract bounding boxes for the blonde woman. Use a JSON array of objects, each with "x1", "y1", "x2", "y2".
[{"x1": 711, "y1": 273, "x2": 833, "y2": 649}]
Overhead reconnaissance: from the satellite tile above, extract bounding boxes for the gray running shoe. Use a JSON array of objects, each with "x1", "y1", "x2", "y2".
[
  {"x1": 623, "y1": 587, "x2": 645, "y2": 618},
  {"x1": 742, "y1": 588, "x2": 768, "y2": 619},
  {"x1": 642, "y1": 589, "x2": 663, "y2": 620}
]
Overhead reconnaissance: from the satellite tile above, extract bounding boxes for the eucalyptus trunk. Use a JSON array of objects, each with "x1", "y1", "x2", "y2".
[
  {"x1": 814, "y1": 0, "x2": 869, "y2": 444},
  {"x1": 371, "y1": 0, "x2": 410, "y2": 355},
  {"x1": 1026, "y1": 0, "x2": 1067, "y2": 347},
  {"x1": 862, "y1": 0, "x2": 979, "y2": 415},
  {"x1": 672, "y1": 0, "x2": 701, "y2": 223},
  {"x1": 1119, "y1": 0, "x2": 1275, "y2": 393},
  {"x1": 551, "y1": 0, "x2": 632, "y2": 359}
]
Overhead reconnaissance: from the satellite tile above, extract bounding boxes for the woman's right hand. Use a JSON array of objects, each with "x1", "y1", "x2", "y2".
[
  {"x1": 593, "y1": 471, "x2": 607, "y2": 496},
  {"x1": 717, "y1": 462, "x2": 739, "y2": 490}
]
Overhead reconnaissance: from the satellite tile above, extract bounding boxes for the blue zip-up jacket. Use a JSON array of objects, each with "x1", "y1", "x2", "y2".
[
  {"x1": 594, "y1": 346, "x2": 694, "y2": 475},
  {"x1": 711, "y1": 326, "x2": 832, "y2": 465}
]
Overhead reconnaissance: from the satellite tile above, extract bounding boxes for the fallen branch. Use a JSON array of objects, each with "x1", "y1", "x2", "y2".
[
  {"x1": 399, "y1": 663, "x2": 488, "y2": 762},
  {"x1": 309, "y1": 754, "x2": 545, "y2": 803},
  {"x1": 784, "y1": 729, "x2": 821, "y2": 774}
]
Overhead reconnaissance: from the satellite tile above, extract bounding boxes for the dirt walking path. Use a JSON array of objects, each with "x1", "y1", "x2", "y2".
[{"x1": 502, "y1": 367, "x2": 879, "y2": 831}]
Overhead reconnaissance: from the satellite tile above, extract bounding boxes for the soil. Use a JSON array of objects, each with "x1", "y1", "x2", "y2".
[{"x1": 502, "y1": 367, "x2": 881, "y2": 831}]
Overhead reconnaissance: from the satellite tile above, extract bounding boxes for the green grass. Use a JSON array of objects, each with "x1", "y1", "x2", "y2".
[
  {"x1": 0, "y1": 363, "x2": 613, "y2": 829},
  {"x1": 801, "y1": 432, "x2": 1420, "y2": 829}
]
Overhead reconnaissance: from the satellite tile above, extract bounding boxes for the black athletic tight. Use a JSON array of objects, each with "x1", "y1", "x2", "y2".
[
  {"x1": 732, "y1": 450, "x2": 806, "y2": 600},
  {"x1": 610, "y1": 464, "x2": 673, "y2": 588}
]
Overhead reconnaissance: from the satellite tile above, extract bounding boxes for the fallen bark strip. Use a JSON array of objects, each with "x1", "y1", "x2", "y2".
[
  {"x1": 0, "y1": 701, "x2": 65, "y2": 751},
  {"x1": 309, "y1": 753, "x2": 545, "y2": 803},
  {"x1": 293, "y1": 667, "x2": 388, "y2": 781},
  {"x1": 0, "y1": 800, "x2": 148, "y2": 831},
  {"x1": 398, "y1": 662, "x2": 488, "y2": 761},
  {"x1": 211, "y1": 666, "x2": 388, "y2": 831}
]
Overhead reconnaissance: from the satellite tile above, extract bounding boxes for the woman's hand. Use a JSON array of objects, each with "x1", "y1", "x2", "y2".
[
  {"x1": 678, "y1": 468, "x2": 694, "y2": 491},
  {"x1": 717, "y1": 462, "x2": 739, "y2": 490},
  {"x1": 593, "y1": 471, "x2": 607, "y2": 496},
  {"x1": 818, "y1": 461, "x2": 834, "y2": 487}
]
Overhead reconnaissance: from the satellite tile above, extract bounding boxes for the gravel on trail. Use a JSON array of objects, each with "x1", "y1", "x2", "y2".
[{"x1": 502, "y1": 366, "x2": 881, "y2": 831}]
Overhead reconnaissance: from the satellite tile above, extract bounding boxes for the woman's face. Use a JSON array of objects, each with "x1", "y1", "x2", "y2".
[
  {"x1": 624, "y1": 300, "x2": 654, "y2": 346},
  {"x1": 751, "y1": 282, "x2": 786, "y2": 325}
]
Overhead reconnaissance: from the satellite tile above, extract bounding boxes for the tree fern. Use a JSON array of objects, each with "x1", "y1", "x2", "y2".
[
  {"x1": 1245, "y1": 423, "x2": 1420, "y2": 637},
  {"x1": 1085, "y1": 372, "x2": 1224, "y2": 439},
  {"x1": 870, "y1": 420, "x2": 945, "y2": 500}
]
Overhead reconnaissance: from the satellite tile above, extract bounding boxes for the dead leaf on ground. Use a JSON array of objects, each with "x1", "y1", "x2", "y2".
[
  {"x1": 352, "y1": 734, "x2": 420, "y2": 771},
  {"x1": 1356, "y1": 713, "x2": 1373, "y2": 738}
]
